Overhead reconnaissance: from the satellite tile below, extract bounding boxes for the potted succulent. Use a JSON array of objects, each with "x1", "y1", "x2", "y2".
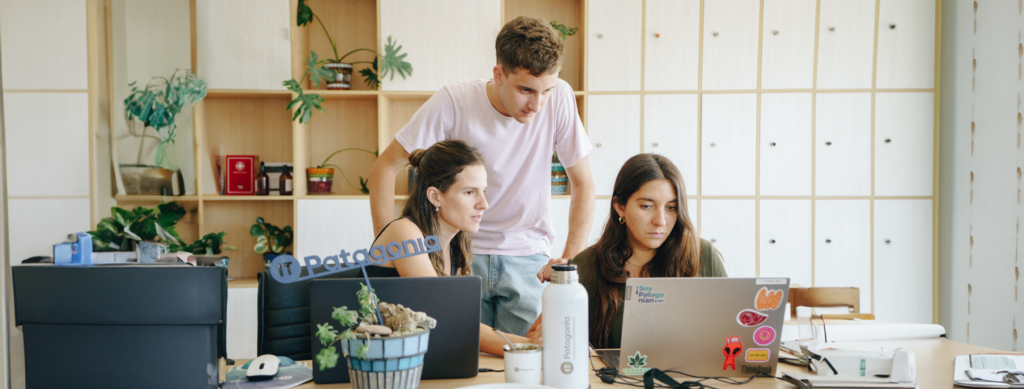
[
  {"x1": 88, "y1": 202, "x2": 187, "y2": 262},
  {"x1": 250, "y1": 217, "x2": 294, "y2": 268},
  {"x1": 284, "y1": 0, "x2": 413, "y2": 124},
  {"x1": 314, "y1": 283, "x2": 435, "y2": 389},
  {"x1": 307, "y1": 147, "x2": 378, "y2": 195},
  {"x1": 122, "y1": 69, "x2": 207, "y2": 194}
]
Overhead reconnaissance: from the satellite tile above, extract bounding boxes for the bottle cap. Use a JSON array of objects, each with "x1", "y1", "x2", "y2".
[
  {"x1": 552, "y1": 264, "x2": 577, "y2": 272},
  {"x1": 551, "y1": 264, "x2": 578, "y2": 284}
]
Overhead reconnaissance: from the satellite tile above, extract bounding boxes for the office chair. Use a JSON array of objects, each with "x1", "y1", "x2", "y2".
[{"x1": 788, "y1": 287, "x2": 875, "y2": 320}]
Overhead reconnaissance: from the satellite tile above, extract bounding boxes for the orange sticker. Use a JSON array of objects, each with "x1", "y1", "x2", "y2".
[
  {"x1": 755, "y1": 287, "x2": 783, "y2": 311},
  {"x1": 746, "y1": 348, "x2": 771, "y2": 363}
]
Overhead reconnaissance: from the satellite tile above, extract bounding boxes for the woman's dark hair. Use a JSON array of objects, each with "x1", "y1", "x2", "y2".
[
  {"x1": 590, "y1": 154, "x2": 700, "y2": 348},
  {"x1": 403, "y1": 140, "x2": 485, "y2": 276}
]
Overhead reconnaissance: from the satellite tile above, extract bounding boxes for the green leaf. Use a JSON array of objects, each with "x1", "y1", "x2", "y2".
[
  {"x1": 360, "y1": 58, "x2": 380, "y2": 89},
  {"x1": 315, "y1": 346, "x2": 339, "y2": 371},
  {"x1": 307, "y1": 52, "x2": 336, "y2": 89},
  {"x1": 112, "y1": 207, "x2": 133, "y2": 226},
  {"x1": 332, "y1": 306, "x2": 359, "y2": 327},
  {"x1": 340, "y1": 329, "x2": 356, "y2": 340},
  {"x1": 356, "y1": 343, "x2": 370, "y2": 359},
  {"x1": 250, "y1": 224, "x2": 265, "y2": 237},
  {"x1": 296, "y1": 0, "x2": 313, "y2": 26},
  {"x1": 316, "y1": 323, "x2": 339, "y2": 346},
  {"x1": 254, "y1": 242, "x2": 268, "y2": 254},
  {"x1": 379, "y1": 36, "x2": 412, "y2": 82},
  {"x1": 257, "y1": 217, "x2": 265, "y2": 225},
  {"x1": 157, "y1": 202, "x2": 185, "y2": 227},
  {"x1": 136, "y1": 219, "x2": 159, "y2": 241}
]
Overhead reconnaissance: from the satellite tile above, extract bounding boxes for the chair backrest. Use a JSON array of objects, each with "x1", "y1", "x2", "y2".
[
  {"x1": 257, "y1": 266, "x2": 397, "y2": 360},
  {"x1": 788, "y1": 287, "x2": 861, "y2": 316}
]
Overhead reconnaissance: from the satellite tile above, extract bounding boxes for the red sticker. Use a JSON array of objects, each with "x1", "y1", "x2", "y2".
[
  {"x1": 736, "y1": 309, "x2": 768, "y2": 327},
  {"x1": 722, "y1": 336, "x2": 743, "y2": 371}
]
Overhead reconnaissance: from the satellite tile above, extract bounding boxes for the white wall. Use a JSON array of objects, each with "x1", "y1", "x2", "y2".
[{"x1": 939, "y1": 0, "x2": 1024, "y2": 351}]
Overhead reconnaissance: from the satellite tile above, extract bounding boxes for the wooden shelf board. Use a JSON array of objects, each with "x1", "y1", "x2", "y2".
[
  {"x1": 207, "y1": 89, "x2": 293, "y2": 99},
  {"x1": 381, "y1": 91, "x2": 435, "y2": 100},
  {"x1": 202, "y1": 195, "x2": 295, "y2": 201},
  {"x1": 228, "y1": 276, "x2": 259, "y2": 289},
  {"x1": 306, "y1": 89, "x2": 379, "y2": 100},
  {"x1": 115, "y1": 195, "x2": 199, "y2": 202},
  {"x1": 296, "y1": 194, "x2": 410, "y2": 200}
]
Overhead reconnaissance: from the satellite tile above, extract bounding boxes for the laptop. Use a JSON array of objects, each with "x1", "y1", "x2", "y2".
[
  {"x1": 612, "y1": 277, "x2": 790, "y2": 378},
  {"x1": 309, "y1": 276, "x2": 482, "y2": 384}
]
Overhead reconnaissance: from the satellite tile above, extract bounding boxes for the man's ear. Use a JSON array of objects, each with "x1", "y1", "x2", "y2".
[{"x1": 493, "y1": 65, "x2": 504, "y2": 86}]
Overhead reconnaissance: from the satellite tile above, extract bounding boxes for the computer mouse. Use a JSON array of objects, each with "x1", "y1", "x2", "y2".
[{"x1": 246, "y1": 354, "x2": 280, "y2": 380}]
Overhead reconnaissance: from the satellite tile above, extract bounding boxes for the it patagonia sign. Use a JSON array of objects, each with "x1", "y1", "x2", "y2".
[{"x1": 268, "y1": 235, "x2": 442, "y2": 284}]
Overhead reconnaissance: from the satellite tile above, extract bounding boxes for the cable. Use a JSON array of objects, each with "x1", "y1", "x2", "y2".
[
  {"x1": 478, "y1": 368, "x2": 504, "y2": 373},
  {"x1": 587, "y1": 347, "x2": 789, "y2": 389}
]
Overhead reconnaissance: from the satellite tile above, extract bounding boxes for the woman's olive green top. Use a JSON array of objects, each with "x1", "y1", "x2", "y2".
[{"x1": 573, "y1": 238, "x2": 728, "y2": 349}]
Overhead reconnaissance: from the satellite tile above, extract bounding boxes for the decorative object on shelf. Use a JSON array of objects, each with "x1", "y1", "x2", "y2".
[
  {"x1": 283, "y1": 0, "x2": 413, "y2": 123},
  {"x1": 314, "y1": 283, "x2": 435, "y2": 389},
  {"x1": 121, "y1": 69, "x2": 207, "y2": 195},
  {"x1": 263, "y1": 162, "x2": 294, "y2": 195},
  {"x1": 225, "y1": 155, "x2": 257, "y2": 195},
  {"x1": 255, "y1": 162, "x2": 270, "y2": 196},
  {"x1": 551, "y1": 152, "x2": 567, "y2": 195},
  {"x1": 168, "y1": 231, "x2": 235, "y2": 256},
  {"x1": 250, "y1": 217, "x2": 294, "y2": 269},
  {"x1": 550, "y1": 20, "x2": 578, "y2": 40},
  {"x1": 280, "y1": 166, "x2": 294, "y2": 196},
  {"x1": 308, "y1": 147, "x2": 379, "y2": 195},
  {"x1": 88, "y1": 202, "x2": 186, "y2": 254}
]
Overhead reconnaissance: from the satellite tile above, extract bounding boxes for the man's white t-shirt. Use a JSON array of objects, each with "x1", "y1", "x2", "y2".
[{"x1": 395, "y1": 78, "x2": 591, "y2": 256}]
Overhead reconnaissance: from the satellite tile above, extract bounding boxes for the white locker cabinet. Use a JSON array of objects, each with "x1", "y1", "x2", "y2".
[
  {"x1": 380, "y1": 0, "x2": 499, "y2": 91},
  {"x1": 814, "y1": 200, "x2": 872, "y2": 313},
  {"x1": 701, "y1": 0, "x2": 760, "y2": 90},
  {"x1": 817, "y1": 0, "x2": 876, "y2": 89},
  {"x1": 551, "y1": 198, "x2": 613, "y2": 258},
  {"x1": 815, "y1": 93, "x2": 871, "y2": 196},
  {"x1": 761, "y1": 0, "x2": 817, "y2": 90},
  {"x1": 3, "y1": 93, "x2": 90, "y2": 197},
  {"x1": 0, "y1": 0, "x2": 88, "y2": 89},
  {"x1": 876, "y1": 0, "x2": 936, "y2": 89},
  {"x1": 297, "y1": 199, "x2": 376, "y2": 260},
  {"x1": 760, "y1": 93, "x2": 812, "y2": 196},
  {"x1": 644, "y1": 94, "x2": 699, "y2": 194},
  {"x1": 195, "y1": 0, "x2": 291, "y2": 90},
  {"x1": 874, "y1": 200, "x2": 933, "y2": 324},
  {"x1": 588, "y1": 95, "x2": 642, "y2": 196},
  {"x1": 700, "y1": 200, "x2": 755, "y2": 277},
  {"x1": 8, "y1": 198, "x2": 92, "y2": 263},
  {"x1": 875, "y1": 93, "x2": 935, "y2": 196},
  {"x1": 644, "y1": 0, "x2": 700, "y2": 91},
  {"x1": 701, "y1": 94, "x2": 757, "y2": 196},
  {"x1": 588, "y1": 0, "x2": 642, "y2": 91},
  {"x1": 760, "y1": 200, "x2": 812, "y2": 287}
]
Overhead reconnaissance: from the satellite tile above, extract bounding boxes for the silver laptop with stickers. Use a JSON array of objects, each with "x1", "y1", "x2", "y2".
[{"x1": 617, "y1": 277, "x2": 790, "y2": 378}]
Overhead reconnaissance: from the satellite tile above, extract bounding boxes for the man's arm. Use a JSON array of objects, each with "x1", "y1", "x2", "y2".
[
  {"x1": 369, "y1": 140, "x2": 411, "y2": 236},
  {"x1": 561, "y1": 155, "x2": 595, "y2": 259}
]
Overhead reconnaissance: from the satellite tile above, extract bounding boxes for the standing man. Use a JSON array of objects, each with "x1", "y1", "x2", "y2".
[{"x1": 368, "y1": 16, "x2": 595, "y2": 337}]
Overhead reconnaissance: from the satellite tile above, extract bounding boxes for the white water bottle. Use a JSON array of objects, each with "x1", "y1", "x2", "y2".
[{"x1": 542, "y1": 264, "x2": 589, "y2": 388}]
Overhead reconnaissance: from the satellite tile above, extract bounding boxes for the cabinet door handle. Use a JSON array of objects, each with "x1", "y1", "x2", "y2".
[
  {"x1": 597, "y1": 33, "x2": 603, "y2": 39},
  {"x1": 710, "y1": 142, "x2": 717, "y2": 147},
  {"x1": 770, "y1": 142, "x2": 776, "y2": 147},
  {"x1": 711, "y1": 238, "x2": 717, "y2": 243},
  {"x1": 825, "y1": 141, "x2": 832, "y2": 146},
  {"x1": 829, "y1": 27, "x2": 836, "y2": 32},
  {"x1": 772, "y1": 30, "x2": 779, "y2": 35},
  {"x1": 825, "y1": 239, "x2": 832, "y2": 243},
  {"x1": 712, "y1": 32, "x2": 719, "y2": 37},
  {"x1": 885, "y1": 138, "x2": 891, "y2": 143},
  {"x1": 769, "y1": 239, "x2": 776, "y2": 244},
  {"x1": 652, "y1": 142, "x2": 659, "y2": 147},
  {"x1": 596, "y1": 143, "x2": 602, "y2": 148},
  {"x1": 889, "y1": 23, "x2": 896, "y2": 29},
  {"x1": 655, "y1": 33, "x2": 661, "y2": 38},
  {"x1": 885, "y1": 239, "x2": 891, "y2": 244}
]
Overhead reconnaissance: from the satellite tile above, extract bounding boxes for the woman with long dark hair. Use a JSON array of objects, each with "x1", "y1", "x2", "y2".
[
  {"x1": 533, "y1": 154, "x2": 726, "y2": 348},
  {"x1": 369, "y1": 140, "x2": 529, "y2": 355}
]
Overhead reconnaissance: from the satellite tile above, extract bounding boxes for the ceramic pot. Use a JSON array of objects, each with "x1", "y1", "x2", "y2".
[{"x1": 341, "y1": 330, "x2": 430, "y2": 389}]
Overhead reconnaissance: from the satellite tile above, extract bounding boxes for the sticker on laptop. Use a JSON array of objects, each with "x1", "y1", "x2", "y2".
[
  {"x1": 755, "y1": 287, "x2": 784, "y2": 311},
  {"x1": 736, "y1": 309, "x2": 768, "y2": 327},
  {"x1": 632, "y1": 285, "x2": 666, "y2": 304},
  {"x1": 722, "y1": 336, "x2": 743, "y2": 371},
  {"x1": 753, "y1": 326, "x2": 776, "y2": 346},
  {"x1": 745, "y1": 348, "x2": 771, "y2": 363},
  {"x1": 756, "y1": 278, "x2": 787, "y2": 285},
  {"x1": 621, "y1": 351, "x2": 651, "y2": 376}
]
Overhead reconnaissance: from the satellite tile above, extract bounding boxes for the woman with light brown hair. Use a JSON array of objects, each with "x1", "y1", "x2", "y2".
[{"x1": 533, "y1": 154, "x2": 727, "y2": 348}]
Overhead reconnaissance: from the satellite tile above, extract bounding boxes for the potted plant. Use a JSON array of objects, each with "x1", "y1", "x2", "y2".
[
  {"x1": 307, "y1": 147, "x2": 378, "y2": 195},
  {"x1": 314, "y1": 283, "x2": 435, "y2": 389},
  {"x1": 250, "y1": 217, "x2": 294, "y2": 268},
  {"x1": 88, "y1": 202, "x2": 187, "y2": 262},
  {"x1": 168, "y1": 231, "x2": 235, "y2": 255},
  {"x1": 283, "y1": 0, "x2": 413, "y2": 124},
  {"x1": 122, "y1": 69, "x2": 207, "y2": 194}
]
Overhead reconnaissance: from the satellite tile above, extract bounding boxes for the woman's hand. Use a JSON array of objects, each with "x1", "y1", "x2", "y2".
[
  {"x1": 526, "y1": 314, "x2": 543, "y2": 344},
  {"x1": 536, "y1": 258, "x2": 570, "y2": 283}
]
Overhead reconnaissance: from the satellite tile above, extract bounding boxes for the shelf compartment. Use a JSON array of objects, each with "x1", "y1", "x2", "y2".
[
  {"x1": 203, "y1": 200, "x2": 293, "y2": 279},
  {"x1": 202, "y1": 195, "x2": 295, "y2": 201},
  {"x1": 307, "y1": 98, "x2": 379, "y2": 196},
  {"x1": 207, "y1": 89, "x2": 293, "y2": 99},
  {"x1": 299, "y1": 0, "x2": 378, "y2": 91},
  {"x1": 309, "y1": 90, "x2": 379, "y2": 100},
  {"x1": 504, "y1": 0, "x2": 585, "y2": 91}
]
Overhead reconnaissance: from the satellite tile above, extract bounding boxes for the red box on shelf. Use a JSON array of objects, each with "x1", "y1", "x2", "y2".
[{"x1": 225, "y1": 155, "x2": 256, "y2": 195}]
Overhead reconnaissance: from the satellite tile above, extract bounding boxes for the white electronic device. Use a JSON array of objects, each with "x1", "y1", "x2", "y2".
[{"x1": 246, "y1": 354, "x2": 281, "y2": 380}]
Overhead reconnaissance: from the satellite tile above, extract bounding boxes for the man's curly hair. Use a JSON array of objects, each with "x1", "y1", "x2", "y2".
[{"x1": 495, "y1": 16, "x2": 564, "y2": 76}]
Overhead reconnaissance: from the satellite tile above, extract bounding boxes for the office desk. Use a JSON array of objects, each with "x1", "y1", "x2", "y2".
[{"x1": 221, "y1": 337, "x2": 1000, "y2": 388}]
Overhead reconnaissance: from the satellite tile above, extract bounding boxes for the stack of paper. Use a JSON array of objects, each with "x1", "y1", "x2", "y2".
[{"x1": 954, "y1": 354, "x2": 1024, "y2": 388}]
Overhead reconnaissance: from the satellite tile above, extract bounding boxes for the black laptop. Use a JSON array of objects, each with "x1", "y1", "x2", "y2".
[{"x1": 309, "y1": 276, "x2": 482, "y2": 384}]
